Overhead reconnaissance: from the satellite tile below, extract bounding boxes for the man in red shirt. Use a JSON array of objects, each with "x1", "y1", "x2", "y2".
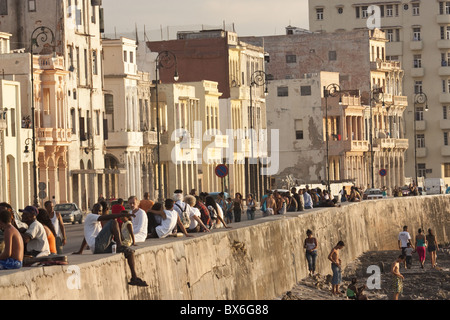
[{"x1": 111, "y1": 198, "x2": 126, "y2": 228}]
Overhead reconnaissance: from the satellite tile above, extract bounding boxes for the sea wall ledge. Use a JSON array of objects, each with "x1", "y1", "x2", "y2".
[{"x1": 0, "y1": 195, "x2": 449, "y2": 300}]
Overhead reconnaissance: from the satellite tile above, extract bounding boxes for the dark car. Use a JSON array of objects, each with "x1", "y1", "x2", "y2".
[{"x1": 55, "y1": 203, "x2": 84, "y2": 224}]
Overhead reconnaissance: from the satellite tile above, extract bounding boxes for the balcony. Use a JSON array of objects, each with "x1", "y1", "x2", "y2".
[
  {"x1": 437, "y1": 39, "x2": 450, "y2": 49},
  {"x1": 415, "y1": 120, "x2": 426, "y2": 131},
  {"x1": 410, "y1": 67, "x2": 425, "y2": 77},
  {"x1": 437, "y1": 14, "x2": 450, "y2": 24},
  {"x1": 441, "y1": 119, "x2": 450, "y2": 130},
  {"x1": 440, "y1": 93, "x2": 450, "y2": 104},
  {"x1": 143, "y1": 130, "x2": 158, "y2": 146},
  {"x1": 410, "y1": 40, "x2": 423, "y2": 51},
  {"x1": 37, "y1": 128, "x2": 72, "y2": 145},
  {"x1": 379, "y1": 138, "x2": 396, "y2": 149},
  {"x1": 416, "y1": 147, "x2": 427, "y2": 158},
  {"x1": 393, "y1": 96, "x2": 408, "y2": 106},
  {"x1": 439, "y1": 66, "x2": 450, "y2": 76},
  {"x1": 395, "y1": 139, "x2": 409, "y2": 149},
  {"x1": 370, "y1": 60, "x2": 401, "y2": 72},
  {"x1": 179, "y1": 137, "x2": 201, "y2": 149},
  {"x1": 38, "y1": 55, "x2": 65, "y2": 70},
  {"x1": 230, "y1": 86, "x2": 247, "y2": 100},
  {"x1": 329, "y1": 139, "x2": 369, "y2": 155},
  {"x1": 106, "y1": 131, "x2": 143, "y2": 148}
]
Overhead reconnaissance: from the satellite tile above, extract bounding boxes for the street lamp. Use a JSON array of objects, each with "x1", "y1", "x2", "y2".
[
  {"x1": 414, "y1": 92, "x2": 428, "y2": 187},
  {"x1": 323, "y1": 83, "x2": 341, "y2": 193},
  {"x1": 249, "y1": 70, "x2": 267, "y2": 200},
  {"x1": 30, "y1": 26, "x2": 55, "y2": 207},
  {"x1": 154, "y1": 51, "x2": 179, "y2": 202}
]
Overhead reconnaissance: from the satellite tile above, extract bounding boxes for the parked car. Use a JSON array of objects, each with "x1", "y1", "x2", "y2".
[
  {"x1": 55, "y1": 203, "x2": 84, "y2": 224},
  {"x1": 363, "y1": 188, "x2": 385, "y2": 200},
  {"x1": 401, "y1": 186, "x2": 411, "y2": 196}
]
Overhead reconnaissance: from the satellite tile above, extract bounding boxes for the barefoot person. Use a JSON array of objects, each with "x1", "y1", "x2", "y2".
[
  {"x1": 304, "y1": 229, "x2": 318, "y2": 276},
  {"x1": 328, "y1": 241, "x2": 345, "y2": 295},
  {"x1": 426, "y1": 229, "x2": 439, "y2": 268},
  {"x1": 391, "y1": 254, "x2": 406, "y2": 300},
  {"x1": 0, "y1": 209, "x2": 24, "y2": 270}
]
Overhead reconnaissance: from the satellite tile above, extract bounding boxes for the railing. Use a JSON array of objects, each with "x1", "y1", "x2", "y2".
[
  {"x1": 143, "y1": 130, "x2": 158, "y2": 145},
  {"x1": 38, "y1": 55, "x2": 65, "y2": 70},
  {"x1": 37, "y1": 128, "x2": 72, "y2": 142}
]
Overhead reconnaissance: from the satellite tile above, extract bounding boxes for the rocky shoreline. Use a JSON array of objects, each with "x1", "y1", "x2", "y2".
[{"x1": 278, "y1": 246, "x2": 450, "y2": 300}]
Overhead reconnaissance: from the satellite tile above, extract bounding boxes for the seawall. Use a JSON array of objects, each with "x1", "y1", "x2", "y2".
[{"x1": 0, "y1": 195, "x2": 449, "y2": 300}]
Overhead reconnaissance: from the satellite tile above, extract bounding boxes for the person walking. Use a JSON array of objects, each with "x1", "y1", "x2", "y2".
[
  {"x1": 391, "y1": 254, "x2": 406, "y2": 300},
  {"x1": 415, "y1": 228, "x2": 426, "y2": 269},
  {"x1": 426, "y1": 228, "x2": 439, "y2": 268},
  {"x1": 246, "y1": 194, "x2": 256, "y2": 220},
  {"x1": 233, "y1": 193, "x2": 243, "y2": 223},
  {"x1": 398, "y1": 226, "x2": 412, "y2": 268},
  {"x1": 328, "y1": 240, "x2": 345, "y2": 296},
  {"x1": 304, "y1": 229, "x2": 318, "y2": 276}
]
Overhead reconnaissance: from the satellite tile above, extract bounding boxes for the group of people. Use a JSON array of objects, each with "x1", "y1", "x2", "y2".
[
  {"x1": 393, "y1": 184, "x2": 420, "y2": 197},
  {"x1": 0, "y1": 201, "x2": 66, "y2": 271}
]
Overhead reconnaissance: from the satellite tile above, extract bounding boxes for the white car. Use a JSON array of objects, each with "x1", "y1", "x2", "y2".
[
  {"x1": 364, "y1": 188, "x2": 385, "y2": 200},
  {"x1": 55, "y1": 203, "x2": 84, "y2": 224}
]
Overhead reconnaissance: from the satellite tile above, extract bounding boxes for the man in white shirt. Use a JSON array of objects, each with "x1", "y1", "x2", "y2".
[
  {"x1": 19, "y1": 206, "x2": 50, "y2": 257},
  {"x1": 73, "y1": 204, "x2": 148, "y2": 287},
  {"x1": 128, "y1": 196, "x2": 148, "y2": 243},
  {"x1": 147, "y1": 199, "x2": 192, "y2": 238}
]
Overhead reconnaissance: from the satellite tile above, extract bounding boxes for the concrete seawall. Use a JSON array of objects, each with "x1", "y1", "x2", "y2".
[{"x1": 1, "y1": 195, "x2": 449, "y2": 300}]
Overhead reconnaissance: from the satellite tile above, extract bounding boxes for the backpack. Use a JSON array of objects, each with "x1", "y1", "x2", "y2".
[
  {"x1": 207, "y1": 205, "x2": 218, "y2": 220},
  {"x1": 196, "y1": 202, "x2": 212, "y2": 229},
  {"x1": 175, "y1": 203, "x2": 191, "y2": 229}
]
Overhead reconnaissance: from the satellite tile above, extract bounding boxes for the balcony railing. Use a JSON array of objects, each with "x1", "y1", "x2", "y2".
[{"x1": 37, "y1": 128, "x2": 72, "y2": 143}]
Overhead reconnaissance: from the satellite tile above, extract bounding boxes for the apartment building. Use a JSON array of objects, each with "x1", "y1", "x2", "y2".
[
  {"x1": 308, "y1": 0, "x2": 450, "y2": 185},
  {"x1": 242, "y1": 28, "x2": 408, "y2": 192},
  {"x1": 0, "y1": 0, "x2": 105, "y2": 210},
  {"x1": 147, "y1": 30, "x2": 269, "y2": 199}
]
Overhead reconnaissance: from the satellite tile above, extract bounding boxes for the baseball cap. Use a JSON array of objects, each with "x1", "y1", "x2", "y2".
[{"x1": 19, "y1": 206, "x2": 39, "y2": 216}]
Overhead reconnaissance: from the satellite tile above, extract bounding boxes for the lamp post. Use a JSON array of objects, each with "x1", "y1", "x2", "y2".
[
  {"x1": 413, "y1": 92, "x2": 428, "y2": 187},
  {"x1": 30, "y1": 26, "x2": 55, "y2": 207},
  {"x1": 249, "y1": 70, "x2": 267, "y2": 200},
  {"x1": 323, "y1": 83, "x2": 341, "y2": 193},
  {"x1": 154, "y1": 51, "x2": 179, "y2": 202}
]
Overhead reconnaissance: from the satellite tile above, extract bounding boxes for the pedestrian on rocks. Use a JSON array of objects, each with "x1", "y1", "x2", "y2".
[
  {"x1": 391, "y1": 254, "x2": 406, "y2": 300},
  {"x1": 404, "y1": 243, "x2": 415, "y2": 269},
  {"x1": 398, "y1": 226, "x2": 412, "y2": 268},
  {"x1": 415, "y1": 228, "x2": 426, "y2": 269},
  {"x1": 426, "y1": 228, "x2": 439, "y2": 268},
  {"x1": 328, "y1": 240, "x2": 345, "y2": 296},
  {"x1": 304, "y1": 229, "x2": 318, "y2": 276}
]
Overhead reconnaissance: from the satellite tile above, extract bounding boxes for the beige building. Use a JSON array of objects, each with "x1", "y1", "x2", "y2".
[
  {"x1": 0, "y1": 0, "x2": 106, "y2": 210},
  {"x1": 308, "y1": 0, "x2": 450, "y2": 185}
]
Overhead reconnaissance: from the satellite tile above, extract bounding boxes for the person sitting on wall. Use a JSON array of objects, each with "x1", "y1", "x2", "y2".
[{"x1": 0, "y1": 209, "x2": 24, "y2": 270}]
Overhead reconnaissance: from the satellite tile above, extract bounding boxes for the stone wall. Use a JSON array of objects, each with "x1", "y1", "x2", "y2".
[{"x1": 0, "y1": 195, "x2": 449, "y2": 300}]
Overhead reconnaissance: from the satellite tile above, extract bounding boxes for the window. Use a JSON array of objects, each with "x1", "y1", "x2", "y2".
[
  {"x1": 386, "y1": 29, "x2": 394, "y2": 42},
  {"x1": 448, "y1": 79, "x2": 450, "y2": 93},
  {"x1": 413, "y1": 54, "x2": 422, "y2": 68},
  {"x1": 415, "y1": 106, "x2": 424, "y2": 121},
  {"x1": 328, "y1": 51, "x2": 337, "y2": 61},
  {"x1": 301, "y1": 86, "x2": 312, "y2": 96},
  {"x1": 105, "y1": 94, "x2": 114, "y2": 114},
  {"x1": 418, "y1": 163, "x2": 427, "y2": 178},
  {"x1": 440, "y1": 2, "x2": 450, "y2": 14},
  {"x1": 295, "y1": 120, "x2": 303, "y2": 140},
  {"x1": 444, "y1": 163, "x2": 450, "y2": 177},
  {"x1": 416, "y1": 134, "x2": 425, "y2": 148},
  {"x1": 0, "y1": 0, "x2": 7, "y2": 15},
  {"x1": 445, "y1": 132, "x2": 449, "y2": 146},
  {"x1": 444, "y1": 106, "x2": 448, "y2": 119},
  {"x1": 442, "y1": 53, "x2": 450, "y2": 66},
  {"x1": 412, "y1": 3, "x2": 420, "y2": 16},
  {"x1": 277, "y1": 86, "x2": 289, "y2": 97},
  {"x1": 386, "y1": 5, "x2": 393, "y2": 17},
  {"x1": 338, "y1": 7, "x2": 343, "y2": 14},
  {"x1": 362, "y1": 6, "x2": 368, "y2": 18},
  {"x1": 316, "y1": 8, "x2": 324, "y2": 20},
  {"x1": 123, "y1": 50, "x2": 127, "y2": 62},
  {"x1": 286, "y1": 54, "x2": 296, "y2": 63},
  {"x1": 414, "y1": 81, "x2": 423, "y2": 94},
  {"x1": 130, "y1": 51, "x2": 134, "y2": 63},
  {"x1": 28, "y1": 0, "x2": 36, "y2": 12},
  {"x1": 444, "y1": 80, "x2": 447, "y2": 93},
  {"x1": 413, "y1": 27, "x2": 421, "y2": 41},
  {"x1": 92, "y1": 50, "x2": 98, "y2": 75},
  {"x1": 355, "y1": 7, "x2": 360, "y2": 18}
]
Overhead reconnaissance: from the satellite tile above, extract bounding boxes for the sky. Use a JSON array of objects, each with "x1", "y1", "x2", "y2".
[{"x1": 102, "y1": 0, "x2": 310, "y2": 40}]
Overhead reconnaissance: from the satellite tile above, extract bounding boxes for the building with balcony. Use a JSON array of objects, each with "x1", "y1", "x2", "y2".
[
  {"x1": 0, "y1": 0, "x2": 106, "y2": 211},
  {"x1": 308, "y1": 0, "x2": 450, "y2": 186}
]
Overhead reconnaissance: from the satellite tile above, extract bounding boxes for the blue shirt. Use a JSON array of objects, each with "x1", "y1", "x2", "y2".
[{"x1": 303, "y1": 192, "x2": 313, "y2": 208}]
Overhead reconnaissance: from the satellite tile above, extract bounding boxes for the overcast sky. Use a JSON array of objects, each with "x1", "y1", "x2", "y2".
[{"x1": 102, "y1": 0, "x2": 310, "y2": 39}]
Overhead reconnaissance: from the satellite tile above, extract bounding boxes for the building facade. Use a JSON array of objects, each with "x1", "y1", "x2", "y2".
[{"x1": 308, "y1": 0, "x2": 449, "y2": 185}]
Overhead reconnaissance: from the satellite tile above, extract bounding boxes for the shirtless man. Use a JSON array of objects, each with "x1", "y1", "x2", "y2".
[
  {"x1": 265, "y1": 194, "x2": 276, "y2": 216},
  {"x1": 391, "y1": 254, "x2": 406, "y2": 300},
  {"x1": 0, "y1": 209, "x2": 24, "y2": 270},
  {"x1": 328, "y1": 241, "x2": 345, "y2": 295}
]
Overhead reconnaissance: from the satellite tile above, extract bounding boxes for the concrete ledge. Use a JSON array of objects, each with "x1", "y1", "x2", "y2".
[{"x1": 1, "y1": 195, "x2": 449, "y2": 300}]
